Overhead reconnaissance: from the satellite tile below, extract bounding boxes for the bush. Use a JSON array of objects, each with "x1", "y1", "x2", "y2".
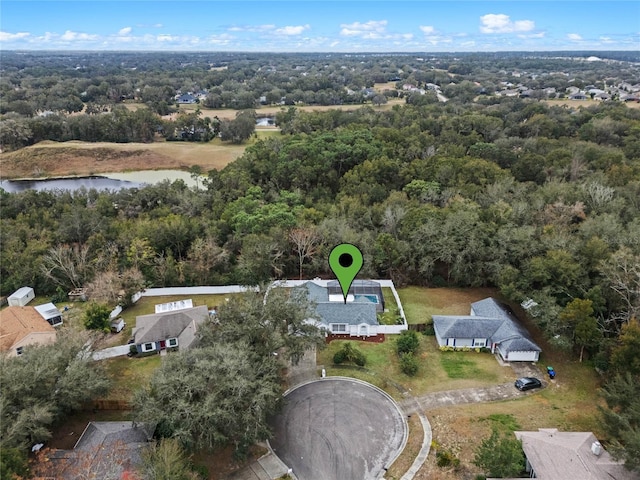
[
  {"x1": 397, "y1": 330, "x2": 420, "y2": 356},
  {"x1": 333, "y1": 342, "x2": 366, "y2": 367},
  {"x1": 436, "y1": 450, "x2": 460, "y2": 468},
  {"x1": 400, "y1": 352, "x2": 419, "y2": 376},
  {"x1": 83, "y1": 302, "x2": 111, "y2": 332}
]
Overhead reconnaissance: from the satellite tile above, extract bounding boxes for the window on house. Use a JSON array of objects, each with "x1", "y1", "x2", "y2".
[
  {"x1": 16, "y1": 347, "x2": 23, "y2": 356},
  {"x1": 473, "y1": 339, "x2": 486, "y2": 347},
  {"x1": 167, "y1": 338, "x2": 178, "y2": 347},
  {"x1": 142, "y1": 342, "x2": 155, "y2": 352},
  {"x1": 331, "y1": 324, "x2": 347, "y2": 333}
]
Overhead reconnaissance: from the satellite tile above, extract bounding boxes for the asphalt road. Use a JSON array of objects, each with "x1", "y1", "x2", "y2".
[{"x1": 269, "y1": 378, "x2": 407, "y2": 480}]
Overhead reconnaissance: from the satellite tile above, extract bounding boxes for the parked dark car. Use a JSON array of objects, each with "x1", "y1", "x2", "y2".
[{"x1": 515, "y1": 377, "x2": 542, "y2": 391}]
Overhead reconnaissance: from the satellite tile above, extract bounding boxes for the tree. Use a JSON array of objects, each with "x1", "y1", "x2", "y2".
[
  {"x1": 474, "y1": 428, "x2": 524, "y2": 478},
  {"x1": 134, "y1": 342, "x2": 281, "y2": 455},
  {"x1": 289, "y1": 227, "x2": 321, "y2": 280},
  {"x1": 559, "y1": 298, "x2": 602, "y2": 362},
  {"x1": 371, "y1": 94, "x2": 387, "y2": 107},
  {"x1": 599, "y1": 373, "x2": 640, "y2": 471},
  {"x1": 332, "y1": 342, "x2": 366, "y2": 367},
  {"x1": 83, "y1": 302, "x2": 112, "y2": 332},
  {"x1": 139, "y1": 438, "x2": 201, "y2": 480},
  {"x1": 399, "y1": 352, "x2": 419, "y2": 376},
  {"x1": 0, "y1": 447, "x2": 29, "y2": 480},
  {"x1": 599, "y1": 248, "x2": 640, "y2": 325},
  {"x1": 396, "y1": 330, "x2": 420, "y2": 356},
  {"x1": 610, "y1": 319, "x2": 640, "y2": 376},
  {"x1": 220, "y1": 110, "x2": 255, "y2": 144},
  {"x1": 1, "y1": 330, "x2": 109, "y2": 450},
  {"x1": 197, "y1": 288, "x2": 324, "y2": 365},
  {"x1": 41, "y1": 244, "x2": 92, "y2": 290}
]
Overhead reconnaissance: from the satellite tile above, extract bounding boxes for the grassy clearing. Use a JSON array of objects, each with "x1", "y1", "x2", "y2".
[
  {"x1": 0, "y1": 139, "x2": 245, "y2": 179},
  {"x1": 397, "y1": 286, "x2": 496, "y2": 325},
  {"x1": 100, "y1": 355, "x2": 162, "y2": 402}
]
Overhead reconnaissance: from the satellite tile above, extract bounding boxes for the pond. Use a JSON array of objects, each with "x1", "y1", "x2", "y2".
[
  {"x1": 256, "y1": 117, "x2": 275, "y2": 127},
  {"x1": 0, "y1": 170, "x2": 203, "y2": 193}
]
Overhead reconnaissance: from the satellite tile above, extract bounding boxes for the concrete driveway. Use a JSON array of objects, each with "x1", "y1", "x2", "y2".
[{"x1": 269, "y1": 378, "x2": 407, "y2": 480}]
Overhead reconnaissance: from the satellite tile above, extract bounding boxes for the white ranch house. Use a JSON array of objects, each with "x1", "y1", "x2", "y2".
[{"x1": 433, "y1": 297, "x2": 541, "y2": 362}]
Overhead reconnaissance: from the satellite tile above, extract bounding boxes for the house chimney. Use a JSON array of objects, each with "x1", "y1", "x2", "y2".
[{"x1": 591, "y1": 441, "x2": 602, "y2": 456}]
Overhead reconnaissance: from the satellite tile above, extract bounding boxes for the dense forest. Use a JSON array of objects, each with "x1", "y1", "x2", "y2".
[{"x1": 1, "y1": 51, "x2": 640, "y2": 468}]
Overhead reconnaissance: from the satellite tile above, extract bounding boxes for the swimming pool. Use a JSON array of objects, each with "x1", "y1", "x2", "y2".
[{"x1": 354, "y1": 294, "x2": 379, "y2": 304}]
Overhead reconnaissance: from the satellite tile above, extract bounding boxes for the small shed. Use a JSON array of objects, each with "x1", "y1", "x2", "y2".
[
  {"x1": 110, "y1": 318, "x2": 126, "y2": 333},
  {"x1": 34, "y1": 303, "x2": 63, "y2": 327},
  {"x1": 8, "y1": 287, "x2": 35, "y2": 307}
]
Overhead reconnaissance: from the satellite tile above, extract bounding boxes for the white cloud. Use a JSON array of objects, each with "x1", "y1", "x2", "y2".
[
  {"x1": 340, "y1": 20, "x2": 388, "y2": 38},
  {"x1": 599, "y1": 36, "x2": 615, "y2": 44},
  {"x1": 118, "y1": 27, "x2": 132, "y2": 36},
  {"x1": 424, "y1": 35, "x2": 452, "y2": 46},
  {"x1": 208, "y1": 33, "x2": 234, "y2": 45},
  {"x1": 480, "y1": 14, "x2": 535, "y2": 34},
  {"x1": 228, "y1": 24, "x2": 275, "y2": 32},
  {"x1": 419, "y1": 25, "x2": 435, "y2": 35},
  {"x1": 60, "y1": 30, "x2": 98, "y2": 41},
  {"x1": 567, "y1": 33, "x2": 583, "y2": 41},
  {"x1": 0, "y1": 31, "x2": 30, "y2": 41},
  {"x1": 153, "y1": 23, "x2": 163, "y2": 28},
  {"x1": 274, "y1": 24, "x2": 310, "y2": 36},
  {"x1": 518, "y1": 32, "x2": 545, "y2": 39}
]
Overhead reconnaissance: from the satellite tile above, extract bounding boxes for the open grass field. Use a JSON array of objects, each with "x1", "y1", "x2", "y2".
[
  {"x1": 544, "y1": 98, "x2": 640, "y2": 109},
  {"x1": 0, "y1": 138, "x2": 247, "y2": 179},
  {"x1": 173, "y1": 97, "x2": 404, "y2": 119}
]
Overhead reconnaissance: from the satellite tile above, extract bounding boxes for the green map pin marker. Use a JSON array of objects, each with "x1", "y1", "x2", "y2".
[{"x1": 329, "y1": 243, "x2": 364, "y2": 304}]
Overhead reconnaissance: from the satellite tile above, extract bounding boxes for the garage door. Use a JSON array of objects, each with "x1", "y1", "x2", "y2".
[{"x1": 507, "y1": 350, "x2": 539, "y2": 362}]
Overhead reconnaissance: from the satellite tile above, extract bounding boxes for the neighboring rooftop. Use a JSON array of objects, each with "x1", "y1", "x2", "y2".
[
  {"x1": 133, "y1": 305, "x2": 209, "y2": 348},
  {"x1": 0, "y1": 306, "x2": 56, "y2": 353},
  {"x1": 515, "y1": 428, "x2": 637, "y2": 480}
]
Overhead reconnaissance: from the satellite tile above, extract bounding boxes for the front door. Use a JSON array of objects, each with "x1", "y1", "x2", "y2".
[{"x1": 159, "y1": 340, "x2": 166, "y2": 350}]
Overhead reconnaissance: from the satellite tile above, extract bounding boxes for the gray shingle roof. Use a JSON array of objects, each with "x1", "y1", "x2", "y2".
[
  {"x1": 74, "y1": 422, "x2": 153, "y2": 451},
  {"x1": 134, "y1": 305, "x2": 208, "y2": 347},
  {"x1": 471, "y1": 297, "x2": 510, "y2": 319},
  {"x1": 316, "y1": 302, "x2": 378, "y2": 326},
  {"x1": 515, "y1": 429, "x2": 637, "y2": 479},
  {"x1": 433, "y1": 316, "x2": 503, "y2": 338},
  {"x1": 298, "y1": 281, "x2": 379, "y2": 326},
  {"x1": 434, "y1": 297, "x2": 541, "y2": 354}
]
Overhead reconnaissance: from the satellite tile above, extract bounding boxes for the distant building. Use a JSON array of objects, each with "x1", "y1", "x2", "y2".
[{"x1": 176, "y1": 93, "x2": 197, "y2": 104}]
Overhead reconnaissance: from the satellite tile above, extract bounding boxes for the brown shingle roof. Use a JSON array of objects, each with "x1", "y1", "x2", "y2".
[{"x1": 0, "y1": 306, "x2": 56, "y2": 352}]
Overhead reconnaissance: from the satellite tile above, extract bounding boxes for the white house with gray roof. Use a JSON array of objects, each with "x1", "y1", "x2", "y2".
[
  {"x1": 299, "y1": 281, "x2": 381, "y2": 337},
  {"x1": 433, "y1": 297, "x2": 541, "y2": 362},
  {"x1": 133, "y1": 305, "x2": 208, "y2": 354}
]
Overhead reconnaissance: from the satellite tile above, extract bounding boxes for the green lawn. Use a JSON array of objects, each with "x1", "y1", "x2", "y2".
[
  {"x1": 101, "y1": 354, "x2": 162, "y2": 402},
  {"x1": 397, "y1": 286, "x2": 495, "y2": 325},
  {"x1": 317, "y1": 336, "x2": 513, "y2": 398}
]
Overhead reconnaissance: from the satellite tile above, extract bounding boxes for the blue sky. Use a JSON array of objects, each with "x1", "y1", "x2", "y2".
[{"x1": 1, "y1": 1, "x2": 638, "y2": 51}]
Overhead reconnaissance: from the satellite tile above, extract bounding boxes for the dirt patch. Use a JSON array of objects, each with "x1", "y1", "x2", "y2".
[{"x1": 0, "y1": 140, "x2": 244, "y2": 179}]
